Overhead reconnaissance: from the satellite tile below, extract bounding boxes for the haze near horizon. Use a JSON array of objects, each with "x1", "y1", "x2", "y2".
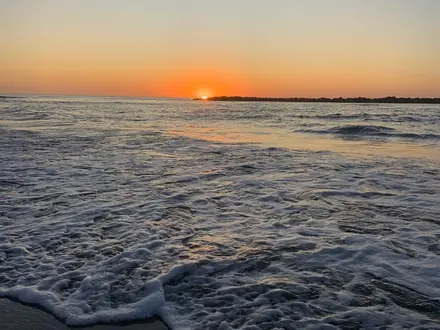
[{"x1": 1, "y1": 0, "x2": 439, "y2": 98}]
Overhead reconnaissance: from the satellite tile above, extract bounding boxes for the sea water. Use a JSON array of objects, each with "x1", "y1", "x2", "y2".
[{"x1": 1, "y1": 96, "x2": 440, "y2": 329}]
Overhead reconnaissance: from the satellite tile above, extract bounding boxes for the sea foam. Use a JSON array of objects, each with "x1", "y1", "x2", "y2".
[{"x1": 1, "y1": 96, "x2": 440, "y2": 329}]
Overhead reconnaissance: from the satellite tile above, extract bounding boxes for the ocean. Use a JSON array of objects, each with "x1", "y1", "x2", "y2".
[{"x1": 1, "y1": 96, "x2": 440, "y2": 329}]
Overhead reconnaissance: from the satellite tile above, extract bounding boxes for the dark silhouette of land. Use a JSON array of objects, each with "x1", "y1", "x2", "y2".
[
  {"x1": 194, "y1": 96, "x2": 440, "y2": 104},
  {"x1": 0, "y1": 95, "x2": 21, "y2": 99}
]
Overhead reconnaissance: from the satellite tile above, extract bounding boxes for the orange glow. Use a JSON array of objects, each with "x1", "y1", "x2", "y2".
[
  {"x1": 201, "y1": 95, "x2": 208, "y2": 100},
  {"x1": 1, "y1": 35, "x2": 438, "y2": 98},
  {"x1": 1, "y1": 2, "x2": 438, "y2": 98},
  {"x1": 158, "y1": 67, "x2": 248, "y2": 98},
  {"x1": 1, "y1": 34, "x2": 439, "y2": 98}
]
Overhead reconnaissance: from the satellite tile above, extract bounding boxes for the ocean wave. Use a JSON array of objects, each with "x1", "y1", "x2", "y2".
[
  {"x1": 299, "y1": 124, "x2": 440, "y2": 140},
  {"x1": 1, "y1": 98, "x2": 440, "y2": 329},
  {"x1": 327, "y1": 124, "x2": 395, "y2": 135},
  {"x1": 286, "y1": 112, "x2": 430, "y2": 123},
  {"x1": 288, "y1": 113, "x2": 367, "y2": 120}
]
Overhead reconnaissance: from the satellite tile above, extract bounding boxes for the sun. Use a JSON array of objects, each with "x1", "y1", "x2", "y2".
[{"x1": 195, "y1": 88, "x2": 212, "y2": 100}]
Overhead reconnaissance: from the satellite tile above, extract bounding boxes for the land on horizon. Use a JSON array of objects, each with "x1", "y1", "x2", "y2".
[
  {"x1": 2, "y1": 94, "x2": 440, "y2": 105},
  {"x1": 194, "y1": 96, "x2": 440, "y2": 104}
]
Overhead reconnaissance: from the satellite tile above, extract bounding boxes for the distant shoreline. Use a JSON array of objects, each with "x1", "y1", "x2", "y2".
[
  {"x1": 2, "y1": 95, "x2": 439, "y2": 104},
  {"x1": 0, "y1": 95, "x2": 23, "y2": 100},
  {"x1": 194, "y1": 96, "x2": 440, "y2": 104}
]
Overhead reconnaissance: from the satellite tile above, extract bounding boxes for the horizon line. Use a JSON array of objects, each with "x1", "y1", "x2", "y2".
[
  {"x1": 0, "y1": 93, "x2": 191, "y2": 99},
  {"x1": 2, "y1": 92, "x2": 440, "y2": 100}
]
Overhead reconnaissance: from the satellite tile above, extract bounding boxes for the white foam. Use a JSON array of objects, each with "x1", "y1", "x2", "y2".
[
  {"x1": 1, "y1": 97, "x2": 440, "y2": 329},
  {"x1": 0, "y1": 279, "x2": 165, "y2": 326}
]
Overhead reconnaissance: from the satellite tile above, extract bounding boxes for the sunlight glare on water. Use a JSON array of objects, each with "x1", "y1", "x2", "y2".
[{"x1": 168, "y1": 124, "x2": 440, "y2": 162}]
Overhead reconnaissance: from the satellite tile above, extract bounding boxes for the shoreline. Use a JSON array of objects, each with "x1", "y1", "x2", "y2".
[
  {"x1": 194, "y1": 96, "x2": 440, "y2": 104},
  {"x1": 0, "y1": 298, "x2": 169, "y2": 330}
]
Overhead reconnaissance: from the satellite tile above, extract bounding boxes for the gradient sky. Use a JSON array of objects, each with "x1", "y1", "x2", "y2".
[{"x1": 1, "y1": 0, "x2": 439, "y2": 97}]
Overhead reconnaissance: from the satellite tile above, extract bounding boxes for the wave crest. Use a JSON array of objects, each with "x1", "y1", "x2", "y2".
[{"x1": 300, "y1": 124, "x2": 440, "y2": 140}]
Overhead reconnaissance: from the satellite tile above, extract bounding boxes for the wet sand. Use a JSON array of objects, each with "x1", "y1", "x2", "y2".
[{"x1": 0, "y1": 298, "x2": 169, "y2": 330}]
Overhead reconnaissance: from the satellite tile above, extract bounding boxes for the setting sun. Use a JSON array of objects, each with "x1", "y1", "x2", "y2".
[{"x1": 201, "y1": 95, "x2": 208, "y2": 100}]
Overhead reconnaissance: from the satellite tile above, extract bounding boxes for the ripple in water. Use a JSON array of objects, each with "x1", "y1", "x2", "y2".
[{"x1": 1, "y1": 96, "x2": 440, "y2": 329}]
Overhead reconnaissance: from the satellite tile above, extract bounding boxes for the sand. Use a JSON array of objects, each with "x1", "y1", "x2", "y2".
[{"x1": 0, "y1": 298, "x2": 169, "y2": 330}]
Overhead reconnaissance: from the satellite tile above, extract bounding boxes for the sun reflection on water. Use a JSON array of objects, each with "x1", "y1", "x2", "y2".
[{"x1": 168, "y1": 124, "x2": 440, "y2": 162}]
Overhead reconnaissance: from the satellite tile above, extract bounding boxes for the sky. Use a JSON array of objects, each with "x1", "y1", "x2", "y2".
[{"x1": 1, "y1": 0, "x2": 439, "y2": 98}]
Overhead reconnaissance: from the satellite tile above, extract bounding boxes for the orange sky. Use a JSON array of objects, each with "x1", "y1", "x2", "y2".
[{"x1": 1, "y1": 1, "x2": 439, "y2": 98}]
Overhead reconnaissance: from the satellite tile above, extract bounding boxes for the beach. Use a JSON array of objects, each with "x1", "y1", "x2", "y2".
[{"x1": 0, "y1": 299, "x2": 168, "y2": 330}]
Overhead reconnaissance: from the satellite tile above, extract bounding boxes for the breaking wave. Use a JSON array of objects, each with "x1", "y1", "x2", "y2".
[{"x1": 299, "y1": 124, "x2": 440, "y2": 140}]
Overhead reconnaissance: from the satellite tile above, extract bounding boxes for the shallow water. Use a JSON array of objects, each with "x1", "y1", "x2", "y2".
[{"x1": 1, "y1": 96, "x2": 440, "y2": 329}]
